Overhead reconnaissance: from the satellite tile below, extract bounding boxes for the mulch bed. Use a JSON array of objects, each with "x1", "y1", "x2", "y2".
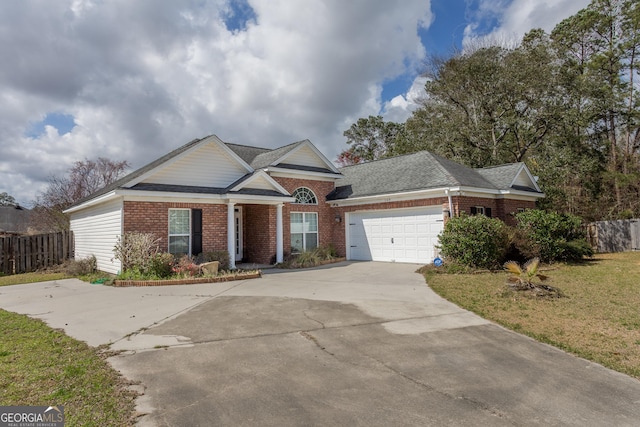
[{"x1": 113, "y1": 271, "x2": 261, "y2": 287}]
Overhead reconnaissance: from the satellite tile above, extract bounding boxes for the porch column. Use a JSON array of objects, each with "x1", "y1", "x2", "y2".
[
  {"x1": 227, "y1": 202, "x2": 236, "y2": 269},
  {"x1": 276, "y1": 203, "x2": 284, "y2": 264}
]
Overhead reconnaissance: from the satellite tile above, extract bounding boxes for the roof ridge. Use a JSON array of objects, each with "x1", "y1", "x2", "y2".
[
  {"x1": 224, "y1": 141, "x2": 273, "y2": 152},
  {"x1": 477, "y1": 162, "x2": 523, "y2": 170},
  {"x1": 337, "y1": 150, "x2": 433, "y2": 170},
  {"x1": 424, "y1": 152, "x2": 465, "y2": 186}
]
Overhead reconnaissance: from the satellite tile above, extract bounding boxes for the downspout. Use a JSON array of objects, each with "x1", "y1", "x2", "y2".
[{"x1": 445, "y1": 189, "x2": 454, "y2": 218}]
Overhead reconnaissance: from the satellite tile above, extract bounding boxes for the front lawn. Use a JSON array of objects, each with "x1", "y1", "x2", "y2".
[
  {"x1": 0, "y1": 271, "x2": 70, "y2": 287},
  {"x1": 423, "y1": 252, "x2": 640, "y2": 380},
  {"x1": 0, "y1": 309, "x2": 137, "y2": 426}
]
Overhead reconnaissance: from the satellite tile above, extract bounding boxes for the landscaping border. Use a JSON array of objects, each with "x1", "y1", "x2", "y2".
[{"x1": 113, "y1": 271, "x2": 261, "y2": 287}]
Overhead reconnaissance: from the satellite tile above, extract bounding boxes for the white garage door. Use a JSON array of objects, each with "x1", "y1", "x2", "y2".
[{"x1": 347, "y1": 207, "x2": 444, "y2": 264}]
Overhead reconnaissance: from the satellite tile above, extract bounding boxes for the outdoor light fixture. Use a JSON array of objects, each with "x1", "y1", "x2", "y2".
[{"x1": 335, "y1": 214, "x2": 341, "y2": 223}]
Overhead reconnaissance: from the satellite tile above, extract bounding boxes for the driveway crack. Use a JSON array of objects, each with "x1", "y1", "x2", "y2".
[
  {"x1": 299, "y1": 331, "x2": 334, "y2": 356},
  {"x1": 298, "y1": 330, "x2": 511, "y2": 423},
  {"x1": 302, "y1": 310, "x2": 326, "y2": 329}
]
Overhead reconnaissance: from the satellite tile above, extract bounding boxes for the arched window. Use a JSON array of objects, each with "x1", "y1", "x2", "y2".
[{"x1": 292, "y1": 187, "x2": 317, "y2": 204}]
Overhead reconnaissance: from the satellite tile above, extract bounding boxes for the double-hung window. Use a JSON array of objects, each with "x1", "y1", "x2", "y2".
[
  {"x1": 169, "y1": 209, "x2": 191, "y2": 256},
  {"x1": 290, "y1": 212, "x2": 318, "y2": 253}
]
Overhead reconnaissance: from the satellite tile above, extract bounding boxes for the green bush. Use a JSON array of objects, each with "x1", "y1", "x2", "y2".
[
  {"x1": 197, "y1": 251, "x2": 230, "y2": 270},
  {"x1": 438, "y1": 214, "x2": 509, "y2": 269},
  {"x1": 148, "y1": 253, "x2": 174, "y2": 278},
  {"x1": 515, "y1": 210, "x2": 593, "y2": 262}
]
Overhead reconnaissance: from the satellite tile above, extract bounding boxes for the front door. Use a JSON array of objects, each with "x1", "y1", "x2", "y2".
[{"x1": 234, "y1": 207, "x2": 243, "y2": 261}]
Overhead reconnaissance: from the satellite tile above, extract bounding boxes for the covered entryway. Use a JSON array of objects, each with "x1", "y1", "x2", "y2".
[{"x1": 346, "y1": 207, "x2": 444, "y2": 263}]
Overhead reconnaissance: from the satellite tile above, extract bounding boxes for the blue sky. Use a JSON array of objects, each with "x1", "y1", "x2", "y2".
[{"x1": 1, "y1": 0, "x2": 591, "y2": 205}]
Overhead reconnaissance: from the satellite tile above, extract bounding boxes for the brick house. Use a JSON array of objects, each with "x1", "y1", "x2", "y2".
[{"x1": 65, "y1": 135, "x2": 544, "y2": 273}]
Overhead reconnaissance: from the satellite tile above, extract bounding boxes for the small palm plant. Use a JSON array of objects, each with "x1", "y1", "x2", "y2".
[{"x1": 504, "y1": 258, "x2": 561, "y2": 297}]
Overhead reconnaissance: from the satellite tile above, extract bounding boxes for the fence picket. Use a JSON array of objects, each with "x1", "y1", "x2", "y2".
[{"x1": 0, "y1": 232, "x2": 74, "y2": 275}]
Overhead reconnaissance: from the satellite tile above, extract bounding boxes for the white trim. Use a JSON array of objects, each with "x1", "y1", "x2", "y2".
[
  {"x1": 118, "y1": 190, "x2": 294, "y2": 205},
  {"x1": 168, "y1": 208, "x2": 191, "y2": 256},
  {"x1": 291, "y1": 187, "x2": 318, "y2": 205},
  {"x1": 234, "y1": 206, "x2": 243, "y2": 260},
  {"x1": 273, "y1": 140, "x2": 341, "y2": 174},
  {"x1": 328, "y1": 186, "x2": 543, "y2": 207},
  {"x1": 276, "y1": 204, "x2": 284, "y2": 263},
  {"x1": 510, "y1": 164, "x2": 543, "y2": 193},
  {"x1": 229, "y1": 170, "x2": 291, "y2": 194},
  {"x1": 290, "y1": 211, "x2": 319, "y2": 253},
  {"x1": 265, "y1": 167, "x2": 343, "y2": 180},
  {"x1": 227, "y1": 203, "x2": 236, "y2": 269},
  {"x1": 63, "y1": 191, "x2": 119, "y2": 213}
]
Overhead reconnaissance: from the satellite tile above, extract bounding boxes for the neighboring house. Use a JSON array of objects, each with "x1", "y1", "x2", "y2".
[
  {"x1": 65, "y1": 135, "x2": 544, "y2": 273},
  {"x1": 0, "y1": 205, "x2": 31, "y2": 236}
]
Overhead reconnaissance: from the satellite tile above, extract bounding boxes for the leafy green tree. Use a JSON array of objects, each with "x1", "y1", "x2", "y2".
[
  {"x1": 551, "y1": 0, "x2": 640, "y2": 218},
  {"x1": 337, "y1": 115, "x2": 405, "y2": 165},
  {"x1": 402, "y1": 30, "x2": 560, "y2": 168}
]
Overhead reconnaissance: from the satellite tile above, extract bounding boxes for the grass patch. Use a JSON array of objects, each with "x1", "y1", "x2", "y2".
[
  {"x1": 0, "y1": 271, "x2": 70, "y2": 287},
  {"x1": 423, "y1": 252, "x2": 640, "y2": 380},
  {"x1": 0, "y1": 309, "x2": 137, "y2": 426}
]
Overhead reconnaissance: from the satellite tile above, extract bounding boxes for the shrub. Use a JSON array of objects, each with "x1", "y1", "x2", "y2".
[
  {"x1": 148, "y1": 253, "x2": 174, "y2": 278},
  {"x1": 313, "y1": 244, "x2": 337, "y2": 260},
  {"x1": 64, "y1": 255, "x2": 97, "y2": 276},
  {"x1": 196, "y1": 251, "x2": 230, "y2": 271},
  {"x1": 514, "y1": 210, "x2": 593, "y2": 262},
  {"x1": 172, "y1": 255, "x2": 200, "y2": 277},
  {"x1": 438, "y1": 214, "x2": 509, "y2": 269},
  {"x1": 112, "y1": 232, "x2": 160, "y2": 272}
]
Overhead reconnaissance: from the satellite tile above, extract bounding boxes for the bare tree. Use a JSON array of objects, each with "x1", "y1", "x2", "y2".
[{"x1": 31, "y1": 158, "x2": 129, "y2": 231}]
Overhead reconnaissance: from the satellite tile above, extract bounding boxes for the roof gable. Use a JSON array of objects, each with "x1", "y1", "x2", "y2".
[
  {"x1": 129, "y1": 135, "x2": 251, "y2": 188},
  {"x1": 249, "y1": 140, "x2": 340, "y2": 174},
  {"x1": 228, "y1": 170, "x2": 290, "y2": 195},
  {"x1": 476, "y1": 163, "x2": 541, "y2": 193}
]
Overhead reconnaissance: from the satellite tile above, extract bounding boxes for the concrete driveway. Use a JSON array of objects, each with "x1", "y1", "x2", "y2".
[{"x1": 2, "y1": 261, "x2": 640, "y2": 426}]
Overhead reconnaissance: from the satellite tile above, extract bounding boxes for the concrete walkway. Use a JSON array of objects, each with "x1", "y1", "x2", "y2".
[{"x1": 2, "y1": 261, "x2": 640, "y2": 426}]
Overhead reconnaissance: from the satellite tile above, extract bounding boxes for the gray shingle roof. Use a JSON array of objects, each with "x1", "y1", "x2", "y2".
[
  {"x1": 327, "y1": 151, "x2": 540, "y2": 201},
  {"x1": 475, "y1": 163, "x2": 523, "y2": 189},
  {"x1": 0, "y1": 205, "x2": 31, "y2": 233},
  {"x1": 224, "y1": 143, "x2": 271, "y2": 165},
  {"x1": 248, "y1": 140, "x2": 306, "y2": 169}
]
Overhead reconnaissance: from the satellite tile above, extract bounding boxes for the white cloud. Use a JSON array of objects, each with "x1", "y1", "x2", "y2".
[
  {"x1": 463, "y1": 0, "x2": 591, "y2": 49},
  {"x1": 381, "y1": 76, "x2": 428, "y2": 123},
  {"x1": 0, "y1": 0, "x2": 432, "y2": 205}
]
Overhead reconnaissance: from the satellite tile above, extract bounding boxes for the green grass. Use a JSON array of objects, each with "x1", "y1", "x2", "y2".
[
  {"x1": 0, "y1": 271, "x2": 70, "y2": 287},
  {"x1": 423, "y1": 252, "x2": 640, "y2": 380},
  {"x1": 0, "y1": 309, "x2": 137, "y2": 426}
]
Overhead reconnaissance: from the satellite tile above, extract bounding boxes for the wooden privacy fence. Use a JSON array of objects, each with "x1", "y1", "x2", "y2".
[
  {"x1": 585, "y1": 219, "x2": 640, "y2": 253},
  {"x1": 0, "y1": 231, "x2": 74, "y2": 275}
]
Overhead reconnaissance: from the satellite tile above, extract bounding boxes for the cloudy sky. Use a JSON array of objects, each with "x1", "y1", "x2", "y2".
[{"x1": 0, "y1": 0, "x2": 590, "y2": 206}]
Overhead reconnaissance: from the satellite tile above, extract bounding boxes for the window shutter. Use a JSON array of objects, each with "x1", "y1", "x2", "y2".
[
  {"x1": 470, "y1": 207, "x2": 477, "y2": 215},
  {"x1": 191, "y1": 209, "x2": 203, "y2": 256},
  {"x1": 485, "y1": 207, "x2": 492, "y2": 218}
]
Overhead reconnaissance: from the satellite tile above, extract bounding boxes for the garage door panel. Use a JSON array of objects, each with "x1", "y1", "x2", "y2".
[{"x1": 347, "y1": 207, "x2": 443, "y2": 263}]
